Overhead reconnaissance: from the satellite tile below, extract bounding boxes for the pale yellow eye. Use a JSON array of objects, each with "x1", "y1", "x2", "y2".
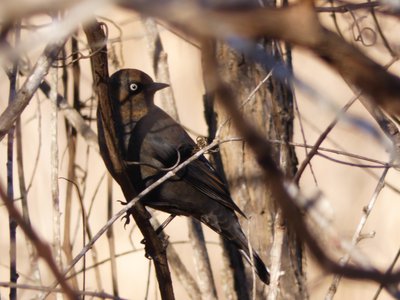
[{"x1": 129, "y1": 83, "x2": 138, "y2": 91}]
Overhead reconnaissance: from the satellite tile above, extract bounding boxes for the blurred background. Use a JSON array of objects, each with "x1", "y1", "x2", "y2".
[{"x1": 1, "y1": 1, "x2": 400, "y2": 299}]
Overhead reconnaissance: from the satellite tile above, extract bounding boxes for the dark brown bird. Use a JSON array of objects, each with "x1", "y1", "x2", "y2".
[{"x1": 102, "y1": 68, "x2": 269, "y2": 284}]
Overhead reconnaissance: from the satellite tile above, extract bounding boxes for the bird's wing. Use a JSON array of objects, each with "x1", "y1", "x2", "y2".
[
  {"x1": 183, "y1": 155, "x2": 247, "y2": 218},
  {"x1": 144, "y1": 108, "x2": 246, "y2": 217}
]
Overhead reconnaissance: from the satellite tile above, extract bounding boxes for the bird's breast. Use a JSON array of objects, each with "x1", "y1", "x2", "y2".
[{"x1": 119, "y1": 100, "x2": 149, "y2": 152}]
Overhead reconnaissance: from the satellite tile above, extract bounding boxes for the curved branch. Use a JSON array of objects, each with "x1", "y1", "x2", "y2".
[{"x1": 83, "y1": 19, "x2": 175, "y2": 300}]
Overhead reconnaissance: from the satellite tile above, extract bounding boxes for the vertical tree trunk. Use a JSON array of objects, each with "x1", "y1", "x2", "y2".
[{"x1": 203, "y1": 39, "x2": 307, "y2": 299}]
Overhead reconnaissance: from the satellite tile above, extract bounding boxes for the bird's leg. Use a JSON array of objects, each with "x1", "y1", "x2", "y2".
[
  {"x1": 118, "y1": 199, "x2": 172, "y2": 258},
  {"x1": 155, "y1": 214, "x2": 177, "y2": 235},
  {"x1": 117, "y1": 199, "x2": 133, "y2": 227},
  {"x1": 118, "y1": 199, "x2": 152, "y2": 228},
  {"x1": 141, "y1": 214, "x2": 177, "y2": 246}
]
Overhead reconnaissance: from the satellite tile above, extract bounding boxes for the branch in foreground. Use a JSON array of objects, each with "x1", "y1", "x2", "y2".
[
  {"x1": 47, "y1": 137, "x2": 225, "y2": 293},
  {"x1": 201, "y1": 40, "x2": 400, "y2": 285},
  {"x1": 0, "y1": 184, "x2": 78, "y2": 299},
  {"x1": 39, "y1": 80, "x2": 99, "y2": 152},
  {"x1": 2, "y1": 40, "x2": 99, "y2": 152},
  {"x1": 14, "y1": 51, "x2": 201, "y2": 297},
  {"x1": 325, "y1": 167, "x2": 390, "y2": 299},
  {"x1": 294, "y1": 96, "x2": 358, "y2": 183},
  {"x1": 120, "y1": 0, "x2": 400, "y2": 113},
  {"x1": 0, "y1": 28, "x2": 69, "y2": 141}
]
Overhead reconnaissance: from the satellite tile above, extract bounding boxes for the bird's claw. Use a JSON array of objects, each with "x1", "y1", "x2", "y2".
[
  {"x1": 141, "y1": 234, "x2": 169, "y2": 246},
  {"x1": 142, "y1": 234, "x2": 170, "y2": 259},
  {"x1": 122, "y1": 214, "x2": 131, "y2": 229},
  {"x1": 118, "y1": 200, "x2": 134, "y2": 228}
]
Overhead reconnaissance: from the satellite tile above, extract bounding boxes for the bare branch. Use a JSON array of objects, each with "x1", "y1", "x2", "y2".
[
  {"x1": 0, "y1": 184, "x2": 78, "y2": 299},
  {"x1": 120, "y1": 0, "x2": 400, "y2": 113},
  {"x1": 0, "y1": 29, "x2": 69, "y2": 141},
  {"x1": 201, "y1": 39, "x2": 400, "y2": 284},
  {"x1": 325, "y1": 167, "x2": 390, "y2": 299},
  {"x1": 83, "y1": 19, "x2": 175, "y2": 300}
]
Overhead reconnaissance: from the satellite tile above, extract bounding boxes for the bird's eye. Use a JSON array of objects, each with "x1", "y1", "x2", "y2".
[{"x1": 129, "y1": 83, "x2": 138, "y2": 92}]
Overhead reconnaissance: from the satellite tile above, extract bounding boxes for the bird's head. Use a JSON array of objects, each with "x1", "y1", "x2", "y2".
[{"x1": 109, "y1": 69, "x2": 169, "y2": 121}]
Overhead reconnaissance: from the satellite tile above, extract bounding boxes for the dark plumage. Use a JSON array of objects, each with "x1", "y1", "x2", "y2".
[{"x1": 101, "y1": 68, "x2": 270, "y2": 284}]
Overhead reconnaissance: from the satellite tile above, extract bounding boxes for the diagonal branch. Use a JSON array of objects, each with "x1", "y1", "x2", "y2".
[
  {"x1": 325, "y1": 166, "x2": 390, "y2": 299},
  {"x1": 0, "y1": 184, "x2": 78, "y2": 299},
  {"x1": 83, "y1": 19, "x2": 175, "y2": 300},
  {"x1": 48, "y1": 134, "x2": 225, "y2": 294},
  {"x1": 0, "y1": 32, "x2": 68, "y2": 141}
]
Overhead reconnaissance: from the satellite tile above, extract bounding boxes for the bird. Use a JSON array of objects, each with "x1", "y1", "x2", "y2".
[{"x1": 101, "y1": 68, "x2": 270, "y2": 285}]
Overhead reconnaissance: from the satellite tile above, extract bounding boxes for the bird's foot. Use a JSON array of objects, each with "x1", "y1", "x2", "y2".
[
  {"x1": 140, "y1": 214, "x2": 176, "y2": 245},
  {"x1": 117, "y1": 200, "x2": 135, "y2": 228},
  {"x1": 121, "y1": 213, "x2": 132, "y2": 228},
  {"x1": 142, "y1": 234, "x2": 170, "y2": 259},
  {"x1": 140, "y1": 232, "x2": 170, "y2": 250}
]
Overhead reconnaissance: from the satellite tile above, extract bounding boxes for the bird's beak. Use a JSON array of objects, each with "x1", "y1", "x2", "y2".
[{"x1": 148, "y1": 82, "x2": 169, "y2": 93}]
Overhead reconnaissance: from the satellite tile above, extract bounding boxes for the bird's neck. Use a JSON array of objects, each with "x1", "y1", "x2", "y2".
[{"x1": 119, "y1": 99, "x2": 154, "y2": 152}]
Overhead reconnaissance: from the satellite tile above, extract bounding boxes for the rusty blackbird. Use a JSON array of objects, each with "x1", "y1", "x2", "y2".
[{"x1": 101, "y1": 68, "x2": 270, "y2": 284}]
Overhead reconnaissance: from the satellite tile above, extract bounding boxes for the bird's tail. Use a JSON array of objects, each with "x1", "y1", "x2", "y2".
[
  {"x1": 231, "y1": 228, "x2": 270, "y2": 285},
  {"x1": 201, "y1": 210, "x2": 270, "y2": 284},
  {"x1": 239, "y1": 245, "x2": 270, "y2": 285}
]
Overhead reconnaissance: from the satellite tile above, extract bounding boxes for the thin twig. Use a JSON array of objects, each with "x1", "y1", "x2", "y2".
[
  {"x1": 166, "y1": 246, "x2": 202, "y2": 300},
  {"x1": 58, "y1": 177, "x2": 91, "y2": 295},
  {"x1": 269, "y1": 140, "x2": 391, "y2": 167},
  {"x1": 144, "y1": 260, "x2": 152, "y2": 300},
  {"x1": 46, "y1": 134, "x2": 227, "y2": 293},
  {"x1": 294, "y1": 94, "x2": 359, "y2": 183},
  {"x1": 7, "y1": 23, "x2": 19, "y2": 300},
  {"x1": 25, "y1": 94, "x2": 42, "y2": 193},
  {"x1": 142, "y1": 17, "x2": 179, "y2": 119},
  {"x1": 373, "y1": 247, "x2": 400, "y2": 299},
  {"x1": 288, "y1": 117, "x2": 400, "y2": 194},
  {"x1": 325, "y1": 166, "x2": 390, "y2": 299},
  {"x1": 50, "y1": 47, "x2": 62, "y2": 269},
  {"x1": 216, "y1": 70, "x2": 273, "y2": 138},
  {"x1": 107, "y1": 174, "x2": 119, "y2": 297},
  {"x1": 16, "y1": 116, "x2": 41, "y2": 284},
  {"x1": 62, "y1": 36, "x2": 80, "y2": 291},
  {"x1": 0, "y1": 30, "x2": 69, "y2": 141},
  {"x1": 293, "y1": 92, "x2": 319, "y2": 185},
  {"x1": 316, "y1": 152, "x2": 390, "y2": 168},
  {"x1": 315, "y1": 1, "x2": 381, "y2": 13},
  {"x1": 368, "y1": 0, "x2": 396, "y2": 57},
  {"x1": 187, "y1": 219, "x2": 218, "y2": 300},
  {"x1": 267, "y1": 211, "x2": 285, "y2": 300},
  {"x1": 0, "y1": 184, "x2": 78, "y2": 299}
]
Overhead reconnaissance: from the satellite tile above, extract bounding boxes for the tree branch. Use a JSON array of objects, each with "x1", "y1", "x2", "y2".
[
  {"x1": 119, "y1": 0, "x2": 400, "y2": 113},
  {"x1": 0, "y1": 30, "x2": 68, "y2": 141},
  {"x1": 83, "y1": 19, "x2": 175, "y2": 300}
]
